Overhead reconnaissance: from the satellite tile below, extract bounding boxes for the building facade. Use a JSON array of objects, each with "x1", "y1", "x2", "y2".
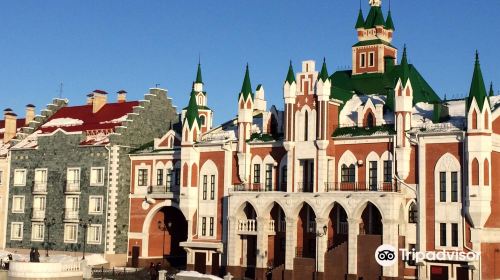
[
  {"x1": 6, "y1": 89, "x2": 177, "y2": 266},
  {"x1": 128, "y1": 1, "x2": 500, "y2": 280}
]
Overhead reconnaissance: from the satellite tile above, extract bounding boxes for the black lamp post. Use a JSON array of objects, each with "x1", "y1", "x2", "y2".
[
  {"x1": 315, "y1": 225, "x2": 328, "y2": 280},
  {"x1": 43, "y1": 217, "x2": 56, "y2": 257},
  {"x1": 79, "y1": 218, "x2": 92, "y2": 260},
  {"x1": 158, "y1": 220, "x2": 172, "y2": 266}
]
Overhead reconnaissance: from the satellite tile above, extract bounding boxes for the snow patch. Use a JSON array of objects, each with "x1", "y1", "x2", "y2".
[
  {"x1": 42, "y1": 118, "x2": 83, "y2": 128},
  {"x1": 14, "y1": 130, "x2": 41, "y2": 149},
  {"x1": 99, "y1": 115, "x2": 128, "y2": 124},
  {"x1": 339, "y1": 94, "x2": 390, "y2": 126},
  {"x1": 0, "y1": 250, "x2": 107, "y2": 266},
  {"x1": 176, "y1": 270, "x2": 223, "y2": 280}
]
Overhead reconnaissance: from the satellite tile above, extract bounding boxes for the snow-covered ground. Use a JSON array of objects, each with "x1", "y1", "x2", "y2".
[
  {"x1": 176, "y1": 270, "x2": 223, "y2": 280},
  {"x1": 0, "y1": 250, "x2": 107, "y2": 266}
]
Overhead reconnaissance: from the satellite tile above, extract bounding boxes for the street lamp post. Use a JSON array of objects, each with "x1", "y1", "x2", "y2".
[
  {"x1": 158, "y1": 220, "x2": 172, "y2": 266},
  {"x1": 79, "y1": 218, "x2": 92, "y2": 260},
  {"x1": 315, "y1": 224, "x2": 327, "y2": 280},
  {"x1": 43, "y1": 217, "x2": 56, "y2": 257}
]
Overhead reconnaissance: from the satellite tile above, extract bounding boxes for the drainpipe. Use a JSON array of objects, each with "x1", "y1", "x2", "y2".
[{"x1": 104, "y1": 144, "x2": 111, "y2": 255}]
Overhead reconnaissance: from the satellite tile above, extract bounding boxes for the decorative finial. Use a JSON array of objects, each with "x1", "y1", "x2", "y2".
[
  {"x1": 475, "y1": 50, "x2": 479, "y2": 62},
  {"x1": 369, "y1": 0, "x2": 381, "y2": 7}
]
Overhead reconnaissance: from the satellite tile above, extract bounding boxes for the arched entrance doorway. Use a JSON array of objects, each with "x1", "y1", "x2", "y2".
[
  {"x1": 357, "y1": 202, "x2": 383, "y2": 279},
  {"x1": 148, "y1": 206, "x2": 188, "y2": 268},
  {"x1": 325, "y1": 203, "x2": 349, "y2": 280}
]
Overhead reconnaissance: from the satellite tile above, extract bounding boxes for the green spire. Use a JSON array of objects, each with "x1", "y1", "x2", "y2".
[
  {"x1": 489, "y1": 82, "x2": 494, "y2": 97},
  {"x1": 318, "y1": 58, "x2": 329, "y2": 82},
  {"x1": 285, "y1": 61, "x2": 296, "y2": 84},
  {"x1": 467, "y1": 51, "x2": 488, "y2": 111},
  {"x1": 184, "y1": 91, "x2": 200, "y2": 129},
  {"x1": 400, "y1": 45, "x2": 410, "y2": 87},
  {"x1": 364, "y1": 6, "x2": 385, "y2": 28},
  {"x1": 195, "y1": 63, "x2": 203, "y2": 84},
  {"x1": 240, "y1": 64, "x2": 253, "y2": 100},
  {"x1": 355, "y1": 9, "x2": 365, "y2": 29},
  {"x1": 385, "y1": 10, "x2": 395, "y2": 30}
]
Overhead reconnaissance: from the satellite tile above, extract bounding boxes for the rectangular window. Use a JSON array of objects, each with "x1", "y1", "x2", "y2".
[
  {"x1": 440, "y1": 223, "x2": 447, "y2": 247},
  {"x1": 281, "y1": 166, "x2": 287, "y2": 189},
  {"x1": 369, "y1": 52, "x2": 375, "y2": 67},
  {"x1": 64, "y1": 224, "x2": 78, "y2": 243},
  {"x1": 31, "y1": 223, "x2": 44, "y2": 241},
  {"x1": 202, "y1": 175, "x2": 208, "y2": 200},
  {"x1": 451, "y1": 172, "x2": 458, "y2": 202},
  {"x1": 89, "y1": 196, "x2": 103, "y2": 214},
  {"x1": 369, "y1": 161, "x2": 377, "y2": 189},
  {"x1": 67, "y1": 168, "x2": 80, "y2": 185},
  {"x1": 210, "y1": 175, "x2": 215, "y2": 200},
  {"x1": 156, "y1": 169, "x2": 164, "y2": 186},
  {"x1": 87, "y1": 224, "x2": 102, "y2": 244},
  {"x1": 90, "y1": 167, "x2": 105, "y2": 186},
  {"x1": 138, "y1": 169, "x2": 148, "y2": 187},
  {"x1": 383, "y1": 161, "x2": 392, "y2": 183},
  {"x1": 33, "y1": 196, "x2": 46, "y2": 211},
  {"x1": 341, "y1": 165, "x2": 355, "y2": 183},
  {"x1": 253, "y1": 164, "x2": 261, "y2": 184},
  {"x1": 360, "y1": 53, "x2": 366, "y2": 68},
  {"x1": 13, "y1": 169, "x2": 26, "y2": 186},
  {"x1": 451, "y1": 223, "x2": 458, "y2": 247},
  {"x1": 65, "y1": 196, "x2": 79, "y2": 220},
  {"x1": 201, "y1": 217, "x2": 207, "y2": 236},
  {"x1": 209, "y1": 217, "x2": 214, "y2": 236},
  {"x1": 166, "y1": 170, "x2": 172, "y2": 191},
  {"x1": 265, "y1": 164, "x2": 273, "y2": 191},
  {"x1": 34, "y1": 169, "x2": 48, "y2": 186},
  {"x1": 12, "y1": 196, "x2": 25, "y2": 213},
  {"x1": 10, "y1": 222, "x2": 23, "y2": 240},
  {"x1": 439, "y1": 172, "x2": 446, "y2": 202},
  {"x1": 175, "y1": 168, "x2": 181, "y2": 186}
]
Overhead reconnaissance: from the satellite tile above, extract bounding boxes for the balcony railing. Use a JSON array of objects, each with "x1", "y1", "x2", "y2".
[
  {"x1": 65, "y1": 180, "x2": 80, "y2": 192},
  {"x1": 148, "y1": 184, "x2": 178, "y2": 194},
  {"x1": 64, "y1": 209, "x2": 79, "y2": 220},
  {"x1": 31, "y1": 208, "x2": 45, "y2": 220},
  {"x1": 297, "y1": 182, "x2": 314, "y2": 193},
  {"x1": 32, "y1": 181, "x2": 47, "y2": 193},
  {"x1": 230, "y1": 183, "x2": 279, "y2": 192},
  {"x1": 324, "y1": 181, "x2": 398, "y2": 192},
  {"x1": 238, "y1": 219, "x2": 257, "y2": 233}
]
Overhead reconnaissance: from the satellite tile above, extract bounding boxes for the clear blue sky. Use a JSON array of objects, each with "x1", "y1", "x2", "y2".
[{"x1": 1, "y1": 0, "x2": 499, "y2": 125}]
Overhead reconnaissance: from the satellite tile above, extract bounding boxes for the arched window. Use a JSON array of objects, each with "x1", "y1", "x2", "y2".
[
  {"x1": 472, "y1": 158, "x2": 479, "y2": 185},
  {"x1": 472, "y1": 110, "x2": 478, "y2": 129},
  {"x1": 408, "y1": 202, "x2": 418, "y2": 223},
  {"x1": 484, "y1": 158, "x2": 490, "y2": 186},
  {"x1": 304, "y1": 111, "x2": 309, "y2": 141},
  {"x1": 341, "y1": 164, "x2": 355, "y2": 182},
  {"x1": 366, "y1": 113, "x2": 374, "y2": 128},
  {"x1": 199, "y1": 115, "x2": 206, "y2": 126}
]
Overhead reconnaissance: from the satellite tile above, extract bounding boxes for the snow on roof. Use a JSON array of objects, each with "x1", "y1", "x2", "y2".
[
  {"x1": 339, "y1": 94, "x2": 392, "y2": 126},
  {"x1": 41, "y1": 117, "x2": 84, "y2": 128}
]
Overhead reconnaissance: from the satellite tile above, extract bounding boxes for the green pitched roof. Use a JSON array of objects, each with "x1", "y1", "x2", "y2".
[
  {"x1": 285, "y1": 61, "x2": 296, "y2": 84},
  {"x1": 364, "y1": 6, "x2": 385, "y2": 28},
  {"x1": 318, "y1": 58, "x2": 329, "y2": 82},
  {"x1": 195, "y1": 63, "x2": 203, "y2": 84},
  {"x1": 353, "y1": 39, "x2": 395, "y2": 48},
  {"x1": 355, "y1": 9, "x2": 365, "y2": 29},
  {"x1": 489, "y1": 82, "x2": 494, "y2": 97},
  {"x1": 467, "y1": 52, "x2": 488, "y2": 111},
  {"x1": 385, "y1": 10, "x2": 395, "y2": 30},
  {"x1": 399, "y1": 46, "x2": 410, "y2": 87},
  {"x1": 240, "y1": 64, "x2": 253, "y2": 100},
  {"x1": 184, "y1": 91, "x2": 200, "y2": 129}
]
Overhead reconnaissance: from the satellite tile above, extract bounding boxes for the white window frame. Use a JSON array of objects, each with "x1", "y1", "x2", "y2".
[
  {"x1": 64, "y1": 224, "x2": 78, "y2": 243},
  {"x1": 34, "y1": 168, "x2": 48, "y2": 185},
  {"x1": 67, "y1": 167, "x2": 81, "y2": 183},
  {"x1": 90, "y1": 167, "x2": 105, "y2": 186},
  {"x1": 360, "y1": 53, "x2": 366, "y2": 68},
  {"x1": 87, "y1": 224, "x2": 102, "y2": 245},
  {"x1": 31, "y1": 222, "x2": 45, "y2": 242},
  {"x1": 13, "y1": 169, "x2": 27, "y2": 186},
  {"x1": 89, "y1": 196, "x2": 103, "y2": 215},
  {"x1": 10, "y1": 222, "x2": 23, "y2": 240},
  {"x1": 33, "y1": 195, "x2": 46, "y2": 211},
  {"x1": 12, "y1": 196, "x2": 25, "y2": 213},
  {"x1": 368, "y1": 51, "x2": 375, "y2": 67}
]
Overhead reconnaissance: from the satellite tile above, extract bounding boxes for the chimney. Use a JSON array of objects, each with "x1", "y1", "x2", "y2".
[
  {"x1": 92, "y1": 90, "x2": 108, "y2": 113},
  {"x1": 3, "y1": 109, "x2": 17, "y2": 143},
  {"x1": 25, "y1": 104, "x2": 35, "y2": 125},
  {"x1": 86, "y1": 93, "x2": 94, "y2": 105},
  {"x1": 117, "y1": 90, "x2": 127, "y2": 103}
]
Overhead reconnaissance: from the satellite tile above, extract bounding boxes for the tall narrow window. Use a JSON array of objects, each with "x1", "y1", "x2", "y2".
[
  {"x1": 383, "y1": 160, "x2": 392, "y2": 183},
  {"x1": 409, "y1": 202, "x2": 418, "y2": 223},
  {"x1": 304, "y1": 111, "x2": 309, "y2": 141},
  {"x1": 253, "y1": 164, "x2": 261, "y2": 184},
  {"x1": 451, "y1": 172, "x2": 458, "y2": 202},
  {"x1": 90, "y1": 167, "x2": 104, "y2": 186},
  {"x1": 341, "y1": 164, "x2": 355, "y2": 182},
  {"x1": 440, "y1": 223, "x2": 447, "y2": 246},
  {"x1": 369, "y1": 161, "x2": 377, "y2": 190},
  {"x1": 366, "y1": 113, "x2": 374, "y2": 128},
  {"x1": 201, "y1": 217, "x2": 207, "y2": 236},
  {"x1": 439, "y1": 172, "x2": 446, "y2": 202},
  {"x1": 138, "y1": 169, "x2": 148, "y2": 186},
  {"x1": 451, "y1": 223, "x2": 458, "y2": 247},
  {"x1": 360, "y1": 53, "x2": 366, "y2": 68},
  {"x1": 209, "y1": 217, "x2": 214, "y2": 236},
  {"x1": 265, "y1": 164, "x2": 273, "y2": 191},
  {"x1": 166, "y1": 170, "x2": 172, "y2": 191},
  {"x1": 281, "y1": 166, "x2": 287, "y2": 191},
  {"x1": 174, "y1": 168, "x2": 181, "y2": 186},
  {"x1": 156, "y1": 169, "x2": 164, "y2": 186},
  {"x1": 210, "y1": 175, "x2": 215, "y2": 200},
  {"x1": 202, "y1": 175, "x2": 207, "y2": 200},
  {"x1": 368, "y1": 52, "x2": 375, "y2": 67}
]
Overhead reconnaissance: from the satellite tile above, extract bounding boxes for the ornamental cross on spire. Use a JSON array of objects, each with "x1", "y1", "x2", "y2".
[{"x1": 369, "y1": 0, "x2": 381, "y2": 7}]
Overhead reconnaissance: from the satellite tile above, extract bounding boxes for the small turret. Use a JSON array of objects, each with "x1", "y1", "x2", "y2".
[
  {"x1": 355, "y1": 9, "x2": 365, "y2": 29},
  {"x1": 236, "y1": 64, "x2": 254, "y2": 182},
  {"x1": 385, "y1": 10, "x2": 395, "y2": 30},
  {"x1": 182, "y1": 91, "x2": 200, "y2": 143}
]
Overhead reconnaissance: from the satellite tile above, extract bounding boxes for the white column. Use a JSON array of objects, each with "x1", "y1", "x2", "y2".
[
  {"x1": 256, "y1": 217, "x2": 270, "y2": 269},
  {"x1": 285, "y1": 217, "x2": 298, "y2": 271},
  {"x1": 315, "y1": 217, "x2": 328, "y2": 273},
  {"x1": 382, "y1": 219, "x2": 399, "y2": 277},
  {"x1": 226, "y1": 216, "x2": 239, "y2": 267},
  {"x1": 316, "y1": 142, "x2": 328, "y2": 192},
  {"x1": 347, "y1": 218, "x2": 360, "y2": 275}
]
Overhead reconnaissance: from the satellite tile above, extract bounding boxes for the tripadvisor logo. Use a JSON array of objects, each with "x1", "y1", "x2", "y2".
[{"x1": 375, "y1": 244, "x2": 397, "y2": 266}]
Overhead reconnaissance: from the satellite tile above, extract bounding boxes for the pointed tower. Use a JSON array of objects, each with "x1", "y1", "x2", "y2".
[
  {"x1": 465, "y1": 52, "x2": 492, "y2": 228},
  {"x1": 394, "y1": 46, "x2": 413, "y2": 180},
  {"x1": 182, "y1": 92, "x2": 201, "y2": 143},
  {"x1": 191, "y1": 63, "x2": 213, "y2": 133},
  {"x1": 316, "y1": 58, "x2": 331, "y2": 141},
  {"x1": 352, "y1": 0, "x2": 397, "y2": 75},
  {"x1": 236, "y1": 65, "x2": 254, "y2": 183},
  {"x1": 283, "y1": 61, "x2": 297, "y2": 140}
]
